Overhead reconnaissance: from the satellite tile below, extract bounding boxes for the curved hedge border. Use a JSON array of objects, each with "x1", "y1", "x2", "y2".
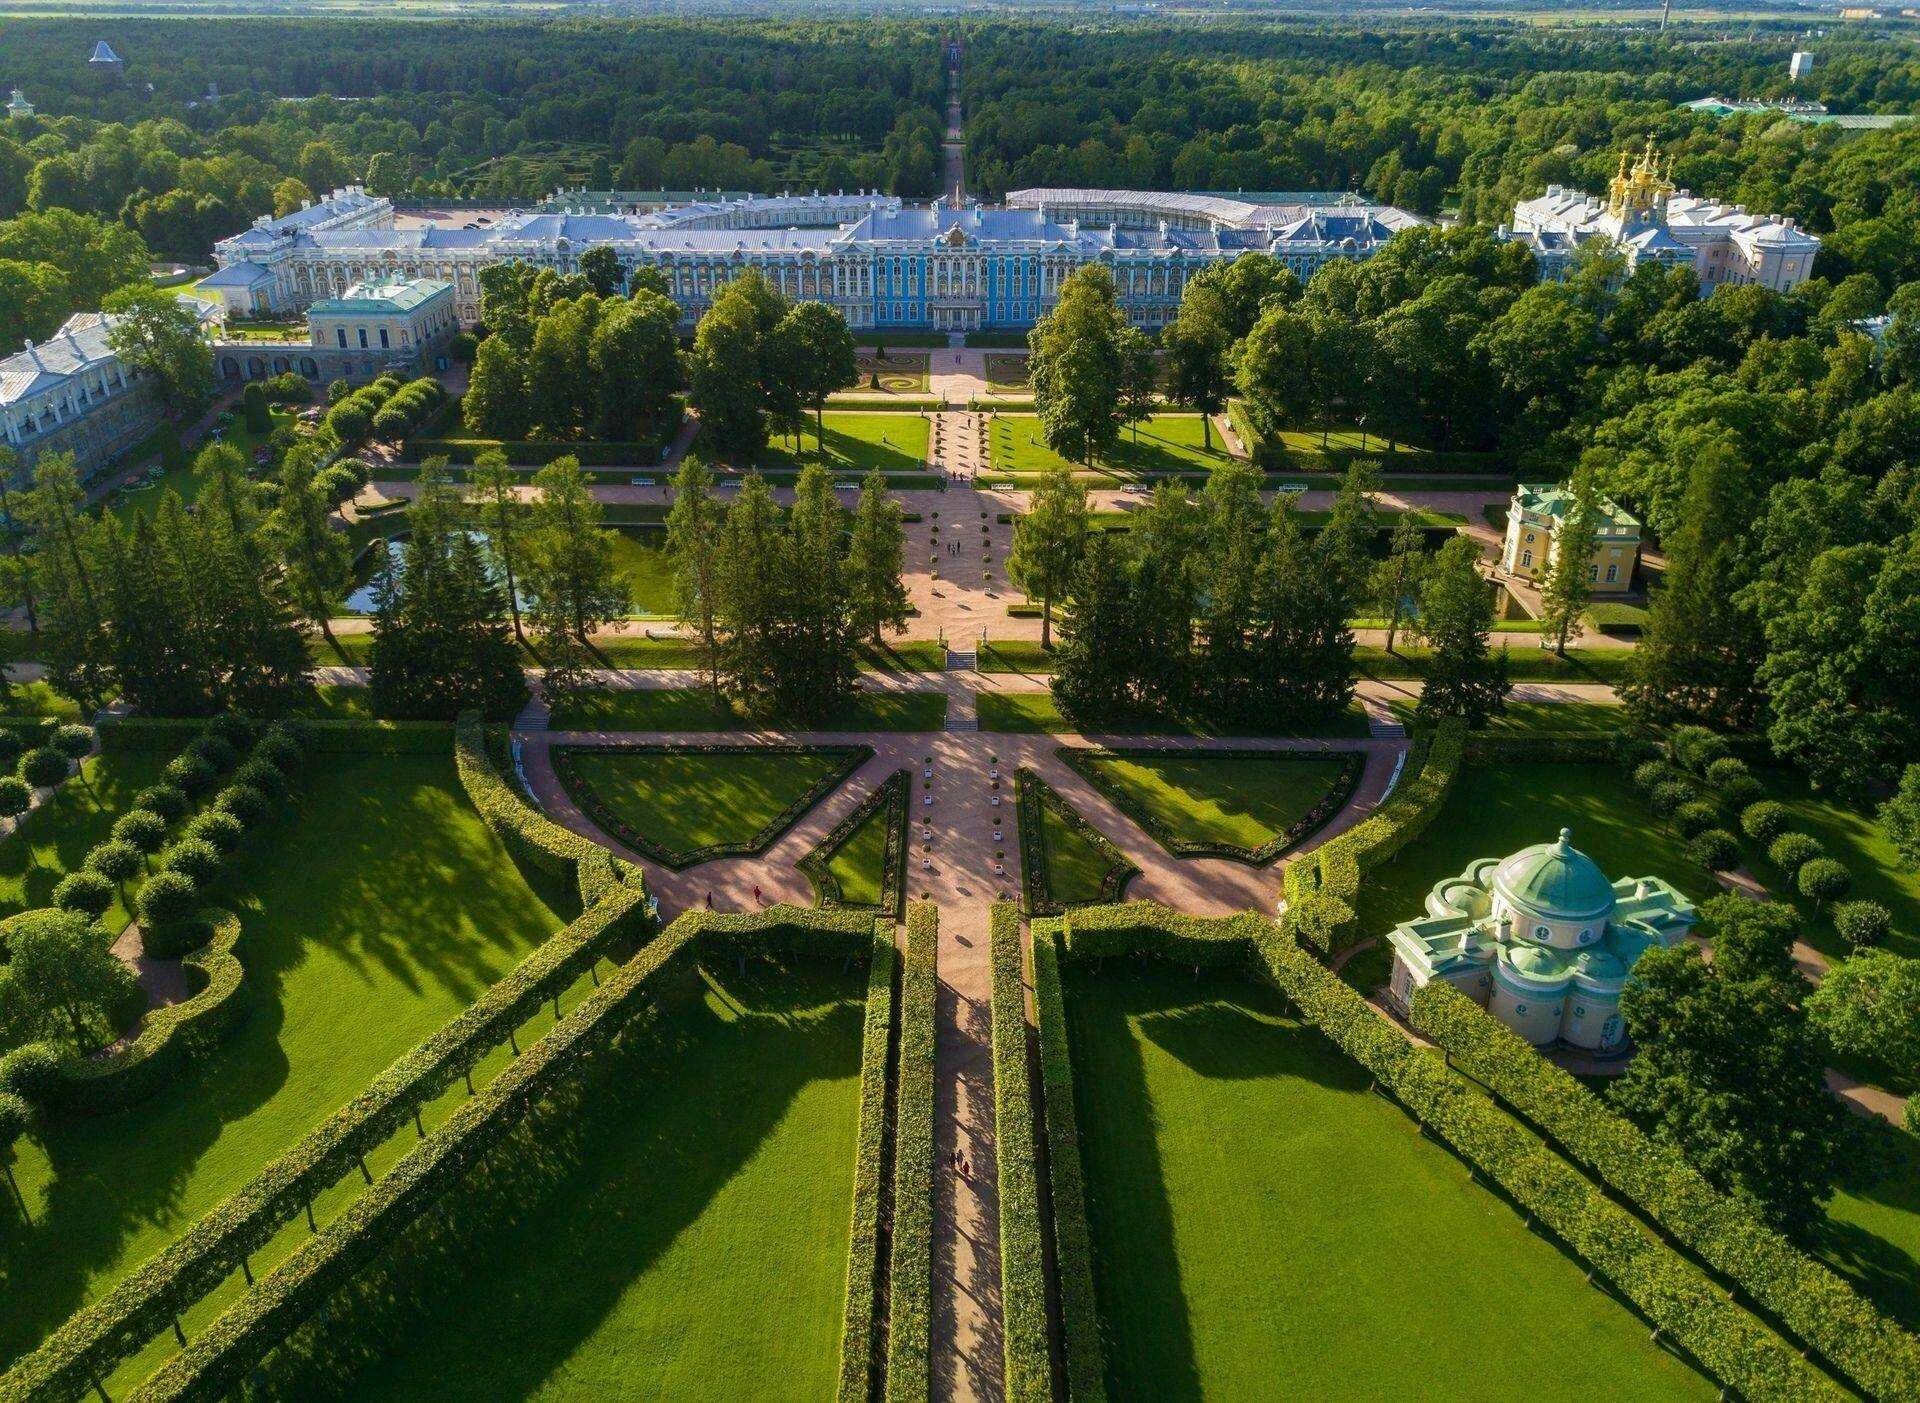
[
  {"x1": 988, "y1": 902, "x2": 1052, "y2": 1401},
  {"x1": 838, "y1": 924, "x2": 899, "y2": 1403},
  {"x1": 1048, "y1": 902, "x2": 1842, "y2": 1402},
  {"x1": 1029, "y1": 918, "x2": 1105, "y2": 1402},
  {"x1": 552, "y1": 741, "x2": 871, "y2": 871},
  {"x1": 802, "y1": 769, "x2": 910, "y2": 921},
  {"x1": 886, "y1": 902, "x2": 937, "y2": 1402},
  {"x1": 1409, "y1": 982, "x2": 1920, "y2": 1402},
  {"x1": 132, "y1": 903, "x2": 869, "y2": 1402},
  {"x1": 453, "y1": 717, "x2": 635, "y2": 909},
  {"x1": 1282, "y1": 719, "x2": 1464, "y2": 956},
  {"x1": 1015, "y1": 769, "x2": 1138, "y2": 918},
  {"x1": 45, "y1": 909, "x2": 245, "y2": 1113},
  {"x1": 0, "y1": 798, "x2": 654, "y2": 1401},
  {"x1": 1057, "y1": 747, "x2": 1363, "y2": 866}
]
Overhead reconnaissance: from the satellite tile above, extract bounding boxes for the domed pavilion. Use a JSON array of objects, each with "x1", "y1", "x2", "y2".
[{"x1": 1382, "y1": 828, "x2": 1695, "y2": 1052}]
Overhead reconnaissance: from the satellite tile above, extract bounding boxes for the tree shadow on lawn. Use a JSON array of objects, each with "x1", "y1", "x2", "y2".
[
  {"x1": 250, "y1": 961, "x2": 865, "y2": 1401},
  {"x1": 1819, "y1": 1135, "x2": 1920, "y2": 1331},
  {"x1": 0, "y1": 760, "x2": 569, "y2": 1369}
]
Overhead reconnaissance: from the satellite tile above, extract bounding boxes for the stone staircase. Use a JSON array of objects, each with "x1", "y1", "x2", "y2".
[{"x1": 945, "y1": 648, "x2": 978, "y2": 671}]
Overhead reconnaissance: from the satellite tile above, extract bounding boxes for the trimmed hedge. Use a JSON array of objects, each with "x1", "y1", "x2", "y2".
[
  {"x1": 454, "y1": 716, "x2": 636, "y2": 909},
  {"x1": 1283, "y1": 720, "x2": 1464, "y2": 956},
  {"x1": 1029, "y1": 919, "x2": 1105, "y2": 1401},
  {"x1": 553, "y1": 742, "x2": 871, "y2": 871},
  {"x1": 0, "y1": 866, "x2": 655, "y2": 1400},
  {"x1": 1015, "y1": 768, "x2": 1139, "y2": 918},
  {"x1": 1407, "y1": 982, "x2": 1920, "y2": 1401},
  {"x1": 988, "y1": 902, "x2": 1051, "y2": 1402},
  {"x1": 1058, "y1": 746, "x2": 1363, "y2": 865},
  {"x1": 801, "y1": 769, "x2": 910, "y2": 921},
  {"x1": 887, "y1": 902, "x2": 937, "y2": 1403},
  {"x1": 403, "y1": 436, "x2": 668, "y2": 467},
  {"x1": 134, "y1": 902, "x2": 876, "y2": 1403},
  {"x1": 838, "y1": 925, "x2": 899, "y2": 1403}
]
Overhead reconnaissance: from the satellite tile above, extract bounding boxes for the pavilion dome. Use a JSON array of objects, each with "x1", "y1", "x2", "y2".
[{"x1": 1493, "y1": 828, "x2": 1616, "y2": 922}]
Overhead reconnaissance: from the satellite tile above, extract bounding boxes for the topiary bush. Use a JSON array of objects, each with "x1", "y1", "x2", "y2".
[
  {"x1": 1906, "y1": 1097, "x2": 1919, "y2": 1137},
  {"x1": 1768, "y1": 832, "x2": 1824, "y2": 874},
  {"x1": 232, "y1": 757, "x2": 286, "y2": 799},
  {"x1": 1672, "y1": 799, "x2": 1723, "y2": 838},
  {"x1": 1742, "y1": 800, "x2": 1791, "y2": 844},
  {"x1": 1797, "y1": 858, "x2": 1853, "y2": 909},
  {"x1": 254, "y1": 730, "x2": 303, "y2": 775},
  {"x1": 184, "y1": 809, "x2": 244, "y2": 854},
  {"x1": 1715, "y1": 773, "x2": 1766, "y2": 810},
  {"x1": 0, "y1": 730, "x2": 24, "y2": 769},
  {"x1": 19, "y1": 746, "x2": 70, "y2": 789},
  {"x1": 0, "y1": 773, "x2": 32, "y2": 821},
  {"x1": 111, "y1": 808, "x2": 168, "y2": 856},
  {"x1": 1649, "y1": 779, "x2": 1699, "y2": 816},
  {"x1": 0, "y1": 1042, "x2": 62, "y2": 1102},
  {"x1": 186, "y1": 735, "x2": 238, "y2": 775},
  {"x1": 86, "y1": 839, "x2": 143, "y2": 888},
  {"x1": 1833, "y1": 900, "x2": 1893, "y2": 951},
  {"x1": 51, "y1": 723, "x2": 93, "y2": 762},
  {"x1": 213, "y1": 783, "x2": 270, "y2": 826},
  {"x1": 1705, "y1": 755, "x2": 1751, "y2": 790},
  {"x1": 134, "y1": 783, "x2": 190, "y2": 823},
  {"x1": 1612, "y1": 734, "x2": 1663, "y2": 768},
  {"x1": 1668, "y1": 725, "x2": 1732, "y2": 774},
  {"x1": 1632, "y1": 759, "x2": 1677, "y2": 792},
  {"x1": 1688, "y1": 828, "x2": 1741, "y2": 873},
  {"x1": 165, "y1": 751, "x2": 218, "y2": 796},
  {"x1": 52, "y1": 869, "x2": 114, "y2": 919},
  {"x1": 157, "y1": 837, "x2": 222, "y2": 888},
  {"x1": 137, "y1": 870, "x2": 200, "y2": 929}
]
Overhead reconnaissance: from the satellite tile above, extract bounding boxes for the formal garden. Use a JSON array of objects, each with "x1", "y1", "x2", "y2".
[
  {"x1": 984, "y1": 412, "x2": 1234, "y2": 481},
  {"x1": 748, "y1": 411, "x2": 931, "y2": 475}
]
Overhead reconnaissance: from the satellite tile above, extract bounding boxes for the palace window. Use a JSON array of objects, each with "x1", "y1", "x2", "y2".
[
  {"x1": 357, "y1": 328, "x2": 368, "y2": 349},
  {"x1": 379, "y1": 329, "x2": 389, "y2": 349},
  {"x1": 1606, "y1": 564, "x2": 1619, "y2": 583},
  {"x1": 1520, "y1": 549, "x2": 1533, "y2": 568}
]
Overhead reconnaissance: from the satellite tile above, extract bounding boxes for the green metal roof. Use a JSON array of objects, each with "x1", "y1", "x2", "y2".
[
  {"x1": 1504, "y1": 944, "x2": 1573, "y2": 982},
  {"x1": 1495, "y1": 828, "x2": 1617, "y2": 920},
  {"x1": 1514, "y1": 482, "x2": 1639, "y2": 536},
  {"x1": 308, "y1": 278, "x2": 451, "y2": 316}
]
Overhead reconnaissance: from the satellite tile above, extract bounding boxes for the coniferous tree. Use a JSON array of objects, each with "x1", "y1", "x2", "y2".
[
  {"x1": 22, "y1": 453, "x2": 110, "y2": 712},
  {"x1": 1415, "y1": 535, "x2": 1510, "y2": 727},
  {"x1": 845, "y1": 468, "x2": 909, "y2": 650},
  {"x1": 666, "y1": 455, "x2": 725, "y2": 695},
  {"x1": 192, "y1": 494, "x2": 310, "y2": 716},
  {"x1": 99, "y1": 511, "x2": 192, "y2": 716},
  {"x1": 1128, "y1": 482, "x2": 1204, "y2": 712},
  {"x1": 1054, "y1": 532, "x2": 1140, "y2": 726},
  {"x1": 0, "y1": 445, "x2": 39, "y2": 635},
  {"x1": 1195, "y1": 460, "x2": 1265, "y2": 713},
  {"x1": 713, "y1": 471, "x2": 787, "y2": 705},
  {"x1": 1371, "y1": 512, "x2": 1427, "y2": 655},
  {"x1": 1540, "y1": 462, "x2": 1599, "y2": 656},
  {"x1": 1007, "y1": 466, "x2": 1087, "y2": 650},
  {"x1": 523, "y1": 455, "x2": 627, "y2": 686},
  {"x1": 471, "y1": 451, "x2": 529, "y2": 648},
  {"x1": 269, "y1": 443, "x2": 353, "y2": 665},
  {"x1": 780, "y1": 464, "x2": 856, "y2": 719}
]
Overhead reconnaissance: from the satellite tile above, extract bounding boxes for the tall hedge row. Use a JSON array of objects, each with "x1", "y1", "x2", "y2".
[
  {"x1": 1408, "y1": 982, "x2": 1920, "y2": 1401},
  {"x1": 1029, "y1": 919, "x2": 1106, "y2": 1402},
  {"x1": 988, "y1": 901, "x2": 1052, "y2": 1402},
  {"x1": 886, "y1": 902, "x2": 938, "y2": 1402},
  {"x1": 132, "y1": 907, "x2": 884, "y2": 1402},
  {"x1": 1283, "y1": 719, "x2": 1464, "y2": 955},
  {"x1": 0, "y1": 864, "x2": 653, "y2": 1401},
  {"x1": 838, "y1": 925, "x2": 900, "y2": 1403}
]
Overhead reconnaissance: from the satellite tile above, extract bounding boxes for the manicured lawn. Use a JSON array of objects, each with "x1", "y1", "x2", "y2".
[
  {"x1": 1733, "y1": 769, "x2": 1920, "y2": 962},
  {"x1": 979, "y1": 640, "x2": 1057, "y2": 675},
  {"x1": 553, "y1": 745, "x2": 863, "y2": 867},
  {"x1": 1358, "y1": 643, "x2": 1633, "y2": 684},
  {"x1": 988, "y1": 414, "x2": 1235, "y2": 478},
  {"x1": 825, "y1": 800, "x2": 891, "y2": 908},
  {"x1": 108, "y1": 409, "x2": 297, "y2": 524},
  {"x1": 1352, "y1": 760, "x2": 1719, "y2": 942},
  {"x1": 1038, "y1": 795, "x2": 1131, "y2": 907},
  {"x1": 550, "y1": 687, "x2": 947, "y2": 732},
  {"x1": 609, "y1": 526, "x2": 678, "y2": 617},
  {"x1": 0, "y1": 754, "x2": 567, "y2": 1371},
  {"x1": 1068, "y1": 751, "x2": 1354, "y2": 859},
  {"x1": 1063, "y1": 962, "x2": 1714, "y2": 1400},
  {"x1": 0, "y1": 746, "x2": 182, "y2": 932},
  {"x1": 978, "y1": 690, "x2": 1370, "y2": 740},
  {"x1": 1823, "y1": 1133, "x2": 1920, "y2": 1331},
  {"x1": 1387, "y1": 698, "x2": 1629, "y2": 738},
  {"x1": 264, "y1": 961, "x2": 866, "y2": 1400},
  {"x1": 0, "y1": 681, "x2": 84, "y2": 721},
  {"x1": 753, "y1": 412, "x2": 930, "y2": 474},
  {"x1": 298, "y1": 683, "x2": 378, "y2": 719}
]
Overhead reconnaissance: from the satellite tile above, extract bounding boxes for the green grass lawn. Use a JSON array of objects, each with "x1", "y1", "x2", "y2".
[
  {"x1": 108, "y1": 409, "x2": 297, "y2": 524},
  {"x1": 1038, "y1": 796, "x2": 1132, "y2": 908},
  {"x1": 1732, "y1": 769, "x2": 1920, "y2": 962},
  {"x1": 1063, "y1": 962, "x2": 1714, "y2": 1400},
  {"x1": 1823, "y1": 1133, "x2": 1920, "y2": 1331},
  {"x1": 0, "y1": 680, "x2": 84, "y2": 721},
  {"x1": 260, "y1": 961, "x2": 866, "y2": 1400},
  {"x1": 979, "y1": 640, "x2": 1057, "y2": 675},
  {"x1": 752, "y1": 412, "x2": 930, "y2": 474},
  {"x1": 553, "y1": 746, "x2": 862, "y2": 867},
  {"x1": 1068, "y1": 752, "x2": 1353, "y2": 859},
  {"x1": 550, "y1": 687, "x2": 947, "y2": 732},
  {"x1": 0, "y1": 746, "x2": 182, "y2": 932},
  {"x1": 979, "y1": 690, "x2": 1370, "y2": 740},
  {"x1": 988, "y1": 414, "x2": 1235, "y2": 478},
  {"x1": 1358, "y1": 643, "x2": 1633, "y2": 685},
  {"x1": 824, "y1": 800, "x2": 891, "y2": 908},
  {"x1": 0, "y1": 754, "x2": 568, "y2": 1371},
  {"x1": 1387, "y1": 698, "x2": 1629, "y2": 738},
  {"x1": 608, "y1": 526, "x2": 677, "y2": 617}
]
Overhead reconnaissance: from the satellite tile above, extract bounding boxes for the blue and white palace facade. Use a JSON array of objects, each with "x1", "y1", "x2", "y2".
[{"x1": 208, "y1": 186, "x2": 1424, "y2": 333}]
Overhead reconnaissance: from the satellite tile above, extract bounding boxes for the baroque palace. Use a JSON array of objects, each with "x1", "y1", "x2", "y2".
[{"x1": 206, "y1": 187, "x2": 1424, "y2": 332}]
